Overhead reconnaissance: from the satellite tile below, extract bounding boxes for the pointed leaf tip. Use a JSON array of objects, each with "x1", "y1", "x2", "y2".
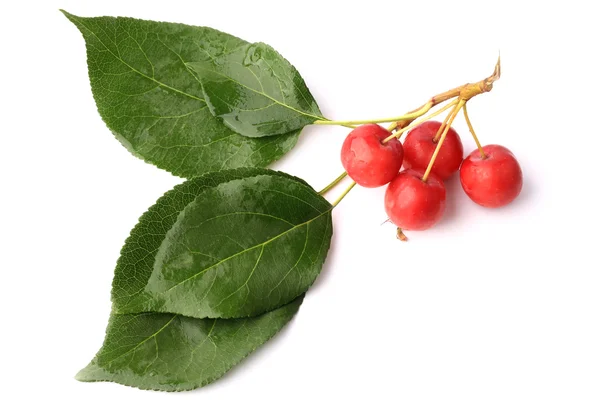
[{"x1": 61, "y1": 14, "x2": 301, "y2": 176}]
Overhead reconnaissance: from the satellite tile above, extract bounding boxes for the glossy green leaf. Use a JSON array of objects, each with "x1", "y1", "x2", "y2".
[
  {"x1": 62, "y1": 11, "x2": 300, "y2": 177},
  {"x1": 112, "y1": 168, "x2": 332, "y2": 319},
  {"x1": 187, "y1": 42, "x2": 324, "y2": 137},
  {"x1": 77, "y1": 296, "x2": 303, "y2": 391}
]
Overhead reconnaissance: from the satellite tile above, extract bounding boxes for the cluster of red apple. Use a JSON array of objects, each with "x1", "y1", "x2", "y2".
[{"x1": 340, "y1": 119, "x2": 523, "y2": 239}]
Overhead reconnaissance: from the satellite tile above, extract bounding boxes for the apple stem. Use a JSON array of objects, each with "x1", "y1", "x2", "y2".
[
  {"x1": 432, "y1": 100, "x2": 458, "y2": 143},
  {"x1": 432, "y1": 101, "x2": 458, "y2": 142},
  {"x1": 315, "y1": 56, "x2": 501, "y2": 129},
  {"x1": 462, "y1": 103, "x2": 486, "y2": 159},
  {"x1": 422, "y1": 99, "x2": 466, "y2": 182},
  {"x1": 387, "y1": 119, "x2": 413, "y2": 132},
  {"x1": 381, "y1": 99, "x2": 459, "y2": 144},
  {"x1": 318, "y1": 171, "x2": 348, "y2": 196},
  {"x1": 331, "y1": 181, "x2": 357, "y2": 207}
]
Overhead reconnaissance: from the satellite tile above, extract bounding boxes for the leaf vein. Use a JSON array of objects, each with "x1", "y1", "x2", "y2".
[
  {"x1": 163, "y1": 209, "x2": 330, "y2": 293},
  {"x1": 75, "y1": 18, "x2": 204, "y2": 102}
]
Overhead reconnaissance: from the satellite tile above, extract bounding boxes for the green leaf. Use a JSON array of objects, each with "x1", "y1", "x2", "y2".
[
  {"x1": 76, "y1": 296, "x2": 303, "y2": 392},
  {"x1": 187, "y1": 42, "x2": 324, "y2": 137},
  {"x1": 112, "y1": 168, "x2": 332, "y2": 319},
  {"x1": 62, "y1": 11, "x2": 300, "y2": 177}
]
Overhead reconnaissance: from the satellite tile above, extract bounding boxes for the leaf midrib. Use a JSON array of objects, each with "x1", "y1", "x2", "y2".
[
  {"x1": 74, "y1": 16, "x2": 204, "y2": 103},
  {"x1": 101, "y1": 314, "x2": 177, "y2": 366},
  {"x1": 191, "y1": 63, "x2": 325, "y2": 121},
  {"x1": 161, "y1": 207, "x2": 332, "y2": 294}
]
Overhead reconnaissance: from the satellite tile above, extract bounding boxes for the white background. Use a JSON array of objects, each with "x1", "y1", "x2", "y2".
[{"x1": 2, "y1": 1, "x2": 599, "y2": 399}]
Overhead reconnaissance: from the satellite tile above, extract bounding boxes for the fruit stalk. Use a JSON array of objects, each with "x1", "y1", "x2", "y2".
[
  {"x1": 462, "y1": 103, "x2": 486, "y2": 159},
  {"x1": 318, "y1": 57, "x2": 501, "y2": 130},
  {"x1": 381, "y1": 99, "x2": 458, "y2": 144},
  {"x1": 422, "y1": 100, "x2": 465, "y2": 182},
  {"x1": 432, "y1": 103, "x2": 456, "y2": 142}
]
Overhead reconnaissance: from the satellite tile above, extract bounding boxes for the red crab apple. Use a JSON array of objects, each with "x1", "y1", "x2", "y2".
[
  {"x1": 384, "y1": 168, "x2": 446, "y2": 231},
  {"x1": 460, "y1": 144, "x2": 523, "y2": 208},
  {"x1": 340, "y1": 124, "x2": 404, "y2": 187},
  {"x1": 403, "y1": 120, "x2": 463, "y2": 180}
]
